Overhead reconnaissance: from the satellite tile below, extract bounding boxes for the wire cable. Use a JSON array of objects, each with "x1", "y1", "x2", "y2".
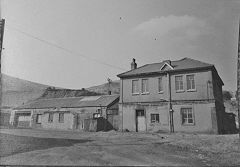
[{"x1": 5, "y1": 25, "x2": 127, "y2": 71}]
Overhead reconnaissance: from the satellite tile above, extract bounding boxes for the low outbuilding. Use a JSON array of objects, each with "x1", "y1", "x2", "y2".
[{"x1": 10, "y1": 95, "x2": 119, "y2": 131}]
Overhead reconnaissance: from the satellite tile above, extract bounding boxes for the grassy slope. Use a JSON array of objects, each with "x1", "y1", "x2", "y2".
[{"x1": 1, "y1": 74, "x2": 49, "y2": 108}]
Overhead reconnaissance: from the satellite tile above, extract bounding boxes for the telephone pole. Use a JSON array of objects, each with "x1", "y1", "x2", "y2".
[
  {"x1": 0, "y1": 19, "x2": 5, "y2": 108},
  {"x1": 0, "y1": 19, "x2": 5, "y2": 73},
  {"x1": 237, "y1": 20, "x2": 240, "y2": 139}
]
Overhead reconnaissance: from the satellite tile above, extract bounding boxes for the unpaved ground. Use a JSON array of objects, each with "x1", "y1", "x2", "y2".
[{"x1": 0, "y1": 128, "x2": 239, "y2": 166}]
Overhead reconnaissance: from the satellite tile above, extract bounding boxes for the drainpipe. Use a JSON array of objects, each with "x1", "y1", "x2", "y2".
[
  {"x1": 121, "y1": 79, "x2": 124, "y2": 132},
  {"x1": 167, "y1": 72, "x2": 174, "y2": 133}
]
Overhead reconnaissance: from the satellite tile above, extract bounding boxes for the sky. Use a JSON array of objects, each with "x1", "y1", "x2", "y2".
[{"x1": 1, "y1": 0, "x2": 240, "y2": 91}]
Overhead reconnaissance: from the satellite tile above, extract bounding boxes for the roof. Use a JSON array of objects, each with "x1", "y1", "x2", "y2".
[
  {"x1": 15, "y1": 95, "x2": 119, "y2": 110},
  {"x1": 117, "y1": 58, "x2": 214, "y2": 78}
]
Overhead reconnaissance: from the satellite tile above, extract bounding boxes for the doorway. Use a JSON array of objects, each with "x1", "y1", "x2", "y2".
[{"x1": 136, "y1": 109, "x2": 146, "y2": 132}]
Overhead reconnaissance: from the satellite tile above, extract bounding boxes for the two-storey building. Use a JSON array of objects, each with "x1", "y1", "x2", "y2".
[{"x1": 117, "y1": 58, "x2": 226, "y2": 134}]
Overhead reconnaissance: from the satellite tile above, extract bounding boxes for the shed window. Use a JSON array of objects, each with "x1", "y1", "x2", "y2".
[
  {"x1": 181, "y1": 108, "x2": 194, "y2": 125},
  {"x1": 36, "y1": 114, "x2": 42, "y2": 124},
  {"x1": 48, "y1": 113, "x2": 53, "y2": 123},
  {"x1": 132, "y1": 80, "x2": 139, "y2": 94},
  {"x1": 186, "y1": 75, "x2": 195, "y2": 91},
  {"x1": 175, "y1": 76, "x2": 184, "y2": 91},
  {"x1": 151, "y1": 114, "x2": 159, "y2": 123},
  {"x1": 93, "y1": 113, "x2": 101, "y2": 119},
  {"x1": 59, "y1": 113, "x2": 64, "y2": 123}
]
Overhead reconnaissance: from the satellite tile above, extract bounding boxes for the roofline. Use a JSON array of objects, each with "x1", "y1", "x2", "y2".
[
  {"x1": 117, "y1": 66, "x2": 214, "y2": 78},
  {"x1": 14, "y1": 105, "x2": 110, "y2": 110},
  {"x1": 14, "y1": 95, "x2": 120, "y2": 110}
]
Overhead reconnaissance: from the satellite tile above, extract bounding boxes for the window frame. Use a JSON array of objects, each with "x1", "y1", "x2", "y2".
[
  {"x1": 58, "y1": 113, "x2": 64, "y2": 123},
  {"x1": 150, "y1": 113, "x2": 160, "y2": 123},
  {"x1": 141, "y1": 78, "x2": 149, "y2": 94},
  {"x1": 158, "y1": 77, "x2": 164, "y2": 93},
  {"x1": 175, "y1": 75, "x2": 184, "y2": 92},
  {"x1": 186, "y1": 74, "x2": 196, "y2": 92},
  {"x1": 181, "y1": 107, "x2": 195, "y2": 126},
  {"x1": 48, "y1": 113, "x2": 53, "y2": 123},
  {"x1": 36, "y1": 114, "x2": 42, "y2": 124},
  {"x1": 132, "y1": 79, "x2": 140, "y2": 95}
]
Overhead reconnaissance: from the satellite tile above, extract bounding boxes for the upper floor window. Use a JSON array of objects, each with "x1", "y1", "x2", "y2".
[
  {"x1": 186, "y1": 75, "x2": 195, "y2": 91},
  {"x1": 59, "y1": 113, "x2": 64, "y2": 123},
  {"x1": 141, "y1": 79, "x2": 149, "y2": 94},
  {"x1": 181, "y1": 108, "x2": 194, "y2": 125},
  {"x1": 132, "y1": 80, "x2": 139, "y2": 94},
  {"x1": 48, "y1": 113, "x2": 53, "y2": 123},
  {"x1": 158, "y1": 77, "x2": 163, "y2": 93},
  {"x1": 175, "y1": 76, "x2": 184, "y2": 92}
]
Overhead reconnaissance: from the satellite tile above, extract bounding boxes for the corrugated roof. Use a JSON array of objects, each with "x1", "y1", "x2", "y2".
[
  {"x1": 15, "y1": 95, "x2": 119, "y2": 109},
  {"x1": 117, "y1": 58, "x2": 214, "y2": 78}
]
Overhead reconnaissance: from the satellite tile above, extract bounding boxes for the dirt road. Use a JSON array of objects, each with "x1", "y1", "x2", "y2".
[{"x1": 0, "y1": 128, "x2": 215, "y2": 166}]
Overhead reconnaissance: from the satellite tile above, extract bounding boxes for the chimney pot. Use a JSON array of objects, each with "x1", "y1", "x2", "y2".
[{"x1": 131, "y1": 58, "x2": 137, "y2": 70}]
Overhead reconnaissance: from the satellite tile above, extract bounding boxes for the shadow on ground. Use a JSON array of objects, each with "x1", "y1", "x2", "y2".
[{"x1": 0, "y1": 133, "x2": 91, "y2": 157}]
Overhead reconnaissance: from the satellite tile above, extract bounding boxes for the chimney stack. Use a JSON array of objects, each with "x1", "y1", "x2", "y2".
[{"x1": 131, "y1": 58, "x2": 137, "y2": 70}]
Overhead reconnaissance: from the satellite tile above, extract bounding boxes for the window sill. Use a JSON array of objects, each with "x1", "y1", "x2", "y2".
[
  {"x1": 150, "y1": 122, "x2": 160, "y2": 124},
  {"x1": 187, "y1": 89, "x2": 196, "y2": 92},
  {"x1": 141, "y1": 92, "x2": 150, "y2": 95},
  {"x1": 132, "y1": 93, "x2": 140, "y2": 96},
  {"x1": 158, "y1": 91, "x2": 164, "y2": 94},
  {"x1": 181, "y1": 123, "x2": 195, "y2": 126},
  {"x1": 176, "y1": 90, "x2": 185, "y2": 93}
]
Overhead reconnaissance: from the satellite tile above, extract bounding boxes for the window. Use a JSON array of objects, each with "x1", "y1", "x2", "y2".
[
  {"x1": 151, "y1": 114, "x2": 159, "y2": 123},
  {"x1": 59, "y1": 113, "x2": 64, "y2": 123},
  {"x1": 93, "y1": 113, "x2": 101, "y2": 119},
  {"x1": 48, "y1": 113, "x2": 53, "y2": 123},
  {"x1": 158, "y1": 77, "x2": 163, "y2": 93},
  {"x1": 181, "y1": 108, "x2": 194, "y2": 125},
  {"x1": 186, "y1": 75, "x2": 195, "y2": 91},
  {"x1": 36, "y1": 114, "x2": 42, "y2": 124},
  {"x1": 132, "y1": 80, "x2": 139, "y2": 94},
  {"x1": 141, "y1": 79, "x2": 149, "y2": 94},
  {"x1": 136, "y1": 110, "x2": 144, "y2": 116},
  {"x1": 175, "y1": 76, "x2": 184, "y2": 92},
  {"x1": 93, "y1": 109, "x2": 102, "y2": 119}
]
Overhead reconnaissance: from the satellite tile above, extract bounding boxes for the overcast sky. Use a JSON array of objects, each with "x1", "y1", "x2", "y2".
[{"x1": 1, "y1": 0, "x2": 240, "y2": 91}]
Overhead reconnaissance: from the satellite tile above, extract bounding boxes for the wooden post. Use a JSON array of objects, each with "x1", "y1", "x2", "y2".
[
  {"x1": 0, "y1": 19, "x2": 5, "y2": 108},
  {"x1": 237, "y1": 20, "x2": 240, "y2": 139}
]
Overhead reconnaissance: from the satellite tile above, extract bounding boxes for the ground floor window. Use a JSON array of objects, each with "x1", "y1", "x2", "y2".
[
  {"x1": 150, "y1": 114, "x2": 159, "y2": 123},
  {"x1": 181, "y1": 108, "x2": 194, "y2": 125},
  {"x1": 59, "y1": 113, "x2": 64, "y2": 123},
  {"x1": 36, "y1": 114, "x2": 42, "y2": 124},
  {"x1": 48, "y1": 113, "x2": 53, "y2": 123}
]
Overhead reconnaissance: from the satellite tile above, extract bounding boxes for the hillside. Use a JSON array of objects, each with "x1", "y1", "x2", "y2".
[
  {"x1": 1, "y1": 74, "x2": 50, "y2": 108},
  {"x1": 0, "y1": 74, "x2": 120, "y2": 108},
  {"x1": 40, "y1": 87, "x2": 102, "y2": 98},
  {"x1": 86, "y1": 80, "x2": 120, "y2": 95}
]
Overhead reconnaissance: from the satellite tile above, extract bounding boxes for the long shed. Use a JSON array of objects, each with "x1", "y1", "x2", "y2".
[{"x1": 10, "y1": 95, "x2": 119, "y2": 131}]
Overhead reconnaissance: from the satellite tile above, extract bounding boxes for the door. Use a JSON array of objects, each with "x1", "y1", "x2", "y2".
[{"x1": 136, "y1": 110, "x2": 146, "y2": 132}]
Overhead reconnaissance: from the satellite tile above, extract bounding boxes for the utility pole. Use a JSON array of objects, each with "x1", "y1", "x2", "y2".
[
  {"x1": 0, "y1": 19, "x2": 5, "y2": 108},
  {"x1": 107, "y1": 78, "x2": 112, "y2": 95},
  {"x1": 0, "y1": 19, "x2": 5, "y2": 72},
  {"x1": 237, "y1": 20, "x2": 240, "y2": 139}
]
